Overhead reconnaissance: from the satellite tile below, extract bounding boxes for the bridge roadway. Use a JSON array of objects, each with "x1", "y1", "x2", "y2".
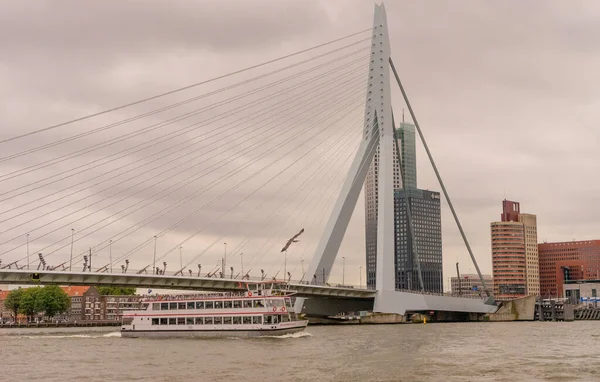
[
  {"x1": 0, "y1": 269, "x2": 376, "y2": 299},
  {"x1": 0, "y1": 269, "x2": 498, "y2": 316}
]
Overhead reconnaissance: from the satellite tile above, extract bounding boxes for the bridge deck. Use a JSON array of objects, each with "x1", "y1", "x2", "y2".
[{"x1": 0, "y1": 270, "x2": 376, "y2": 299}]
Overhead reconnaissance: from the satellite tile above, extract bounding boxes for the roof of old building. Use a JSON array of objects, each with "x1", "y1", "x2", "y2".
[{"x1": 60, "y1": 286, "x2": 90, "y2": 297}]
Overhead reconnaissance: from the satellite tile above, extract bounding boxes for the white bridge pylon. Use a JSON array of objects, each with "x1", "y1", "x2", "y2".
[
  {"x1": 296, "y1": 3, "x2": 395, "y2": 312},
  {"x1": 296, "y1": 3, "x2": 497, "y2": 316}
]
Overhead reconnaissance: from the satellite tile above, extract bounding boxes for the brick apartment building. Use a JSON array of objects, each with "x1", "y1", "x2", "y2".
[{"x1": 538, "y1": 240, "x2": 600, "y2": 298}]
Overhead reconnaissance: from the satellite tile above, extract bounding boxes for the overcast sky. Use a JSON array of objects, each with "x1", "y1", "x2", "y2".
[{"x1": 1, "y1": 1, "x2": 599, "y2": 290}]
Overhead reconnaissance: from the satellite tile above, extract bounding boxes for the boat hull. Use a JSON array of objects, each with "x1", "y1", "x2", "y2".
[{"x1": 121, "y1": 323, "x2": 307, "y2": 339}]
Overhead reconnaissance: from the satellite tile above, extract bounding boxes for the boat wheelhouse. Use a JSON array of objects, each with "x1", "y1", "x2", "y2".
[{"x1": 121, "y1": 282, "x2": 308, "y2": 338}]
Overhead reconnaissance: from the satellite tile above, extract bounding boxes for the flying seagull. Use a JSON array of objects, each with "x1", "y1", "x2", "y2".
[{"x1": 280, "y1": 228, "x2": 305, "y2": 252}]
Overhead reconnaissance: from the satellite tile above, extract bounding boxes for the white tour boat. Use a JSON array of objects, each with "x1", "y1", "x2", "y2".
[{"x1": 121, "y1": 281, "x2": 308, "y2": 338}]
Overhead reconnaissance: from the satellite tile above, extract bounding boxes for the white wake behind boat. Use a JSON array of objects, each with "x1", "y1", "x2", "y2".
[{"x1": 121, "y1": 281, "x2": 308, "y2": 338}]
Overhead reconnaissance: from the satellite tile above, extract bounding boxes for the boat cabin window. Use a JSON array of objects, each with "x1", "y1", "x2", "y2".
[
  {"x1": 161, "y1": 303, "x2": 169, "y2": 311},
  {"x1": 252, "y1": 316, "x2": 262, "y2": 324},
  {"x1": 224, "y1": 301, "x2": 233, "y2": 309},
  {"x1": 160, "y1": 318, "x2": 168, "y2": 325},
  {"x1": 267, "y1": 299, "x2": 284, "y2": 308},
  {"x1": 265, "y1": 315, "x2": 279, "y2": 324},
  {"x1": 214, "y1": 301, "x2": 223, "y2": 309},
  {"x1": 195, "y1": 317, "x2": 204, "y2": 325},
  {"x1": 152, "y1": 318, "x2": 159, "y2": 325},
  {"x1": 178, "y1": 302, "x2": 186, "y2": 310},
  {"x1": 141, "y1": 303, "x2": 149, "y2": 310},
  {"x1": 152, "y1": 303, "x2": 160, "y2": 311},
  {"x1": 281, "y1": 314, "x2": 290, "y2": 322},
  {"x1": 233, "y1": 317, "x2": 241, "y2": 325},
  {"x1": 177, "y1": 317, "x2": 185, "y2": 325},
  {"x1": 243, "y1": 300, "x2": 252, "y2": 308},
  {"x1": 186, "y1": 317, "x2": 194, "y2": 325},
  {"x1": 168, "y1": 318, "x2": 176, "y2": 325},
  {"x1": 223, "y1": 317, "x2": 232, "y2": 325},
  {"x1": 285, "y1": 298, "x2": 292, "y2": 308},
  {"x1": 187, "y1": 302, "x2": 195, "y2": 309},
  {"x1": 253, "y1": 300, "x2": 264, "y2": 308},
  {"x1": 196, "y1": 301, "x2": 204, "y2": 309},
  {"x1": 169, "y1": 302, "x2": 177, "y2": 310},
  {"x1": 205, "y1": 301, "x2": 214, "y2": 309},
  {"x1": 214, "y1": 317, "x2": 222, "y2": 325},
  {"x1": 243, "y1": 316, "x2": 252, "y2": 324},
  {"x1": 205, "y1": 317, "x2": 213, "y2": 325},
  {"x1": 233, "y1": 300, "x2": 242, "y2": 309}
]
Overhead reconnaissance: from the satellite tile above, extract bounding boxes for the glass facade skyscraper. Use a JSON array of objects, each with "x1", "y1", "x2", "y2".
[{"x1": 364, "y1": 121, "x2": 443, "y2": 292}]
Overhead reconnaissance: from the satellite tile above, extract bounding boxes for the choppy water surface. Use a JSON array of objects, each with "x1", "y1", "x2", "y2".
[{"x1": 2, "y1": 321, "x2": 600, "y2": 381}]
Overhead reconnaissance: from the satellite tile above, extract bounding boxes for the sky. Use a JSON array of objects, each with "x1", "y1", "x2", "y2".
[{"x1": 1, "y1": 0, "x2": 600, "y2": 291}]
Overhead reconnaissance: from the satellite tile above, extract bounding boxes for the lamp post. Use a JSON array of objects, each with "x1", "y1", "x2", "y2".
[
  {"x1": 222, "y1": 242, "x2": 227, "y2": 278},
  {"x1": 26, "y1": 233, "x2": 30, "y2": 270},
  {"x1": 69, "y1": 228, "x2": 74, "y2": 271},
  {"x1": 240, "y1": 252, "x2": 244, "y2": 278},
  {"x1": 152, "y1": 235, "x2": 157, "y2": 274},
  {"x1": 109, "y1": 239, "x2": 113, "y2": 273},
  {"x1": 179, "y1": 246, "x2": 183, "y2": 273},
  {"x1": 342, "y1": 256, "x2": 346, "y2": 286},
  {"x1": 284, "y1": 250, "x2": 287, "y2": 282},
  {"x1": 359, "y1": 265, "x2": 363, "y2": 289}
]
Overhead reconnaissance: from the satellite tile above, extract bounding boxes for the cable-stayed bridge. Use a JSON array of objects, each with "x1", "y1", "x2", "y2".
[{"x1": 0, "y1": 3, "x2": 496, "y2": 317}]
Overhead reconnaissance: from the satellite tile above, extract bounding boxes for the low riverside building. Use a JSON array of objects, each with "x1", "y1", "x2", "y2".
[
  {"x1": 63, "y1": 286, "x2": 142, "y2": 322},
  {"x1": 563, "y1": 279, "x2": 600, "y2": 305},
  {"x1": 0, "y1": 290, "x2": 11, "y2": 323},
  {"x1": 450, "y1": 274, "x2": 494, "y2": 298}
]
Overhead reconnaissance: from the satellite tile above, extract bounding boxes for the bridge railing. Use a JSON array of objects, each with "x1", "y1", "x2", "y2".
[{"x1": 13, "y1": 267, "x2": 367, "y2": 290}]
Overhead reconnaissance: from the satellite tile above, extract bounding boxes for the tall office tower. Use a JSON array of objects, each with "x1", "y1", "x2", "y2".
[
  {"x1": 365, "y1": 121, "x2": 442, "y2": 291},
  {"x1": 519, "y1": 213, "x2": 540, "y2": 296},
  {"x1": 364, "y1": 128, "x2": 402, "y2": 288},
  {"x1": 394, "y1": 188, "x2": 442, "y2": 292},
  {"x1": 491, "y1": 200, "x2": 539, "y2": 301}
]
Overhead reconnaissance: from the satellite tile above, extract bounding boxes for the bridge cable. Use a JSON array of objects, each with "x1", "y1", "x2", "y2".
[
  {"x1": 0, "y1": 55, "x2": 369, "y2": 201},
  {"x1": 0, "y1": 45, "x2": 369, "y2": 179},
  {"x1": 14, "y1": 77, "x2": 367, "y2": 265},
  {"x1": 0, "y1": 28, "x2": 372, "y2": 146},
  {"x1": 0, "y1": 66, "x2": 368, "y2": 234}
]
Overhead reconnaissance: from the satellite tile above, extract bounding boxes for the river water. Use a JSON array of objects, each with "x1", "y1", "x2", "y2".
[{"x1": 1, "y1": 321, "x2": 599, "y2": 381}]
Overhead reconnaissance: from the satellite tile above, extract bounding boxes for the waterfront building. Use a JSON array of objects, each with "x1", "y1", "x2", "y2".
[
  {"x1": 61, "y1": 285, "x2": 90, "y2": 321},
  {"x1": 491, "y1": 200, "x2": 539, "y2": 301},
  {"x1": 394, "y1": 188, "x2": 442, "y2": 292},
  {"x1": 365, "y1": 121, "x2": 443, "y2": 292},
  {"x1": 538, "y1": 240, "x2": 600, "y2": 298},
  {"x1": 450, "y1": 274, "x2": 494, "y2": 298},
  {"x1": 563, "y1": 279, "x2": 600, "y2": 305},
  {"x1": 0, "y1": 290, "x2": 11, "y2": 323},
  {"x1": 62, "y1": 286, "x2": 142, "y2": 322}
]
